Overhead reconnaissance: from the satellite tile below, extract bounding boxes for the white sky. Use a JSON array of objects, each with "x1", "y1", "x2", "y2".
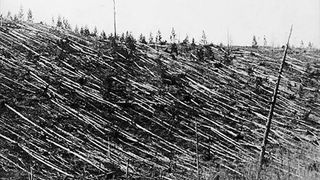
[{"x1": 0, "y1": 0, "x2": 319, "y2": 47}]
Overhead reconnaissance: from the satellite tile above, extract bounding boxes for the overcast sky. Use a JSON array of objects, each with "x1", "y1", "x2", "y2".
[{"x1": 0, "y1": 0, "x2": 319, "y2": 47}]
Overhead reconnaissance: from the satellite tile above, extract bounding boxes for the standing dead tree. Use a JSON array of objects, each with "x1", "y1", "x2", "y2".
[
  {"x1": 257, "y1": 25, "x2": 293, "y2": 179},
  {"x1": 0, "y1": 0, "x2": 2, "y2": 27},
  {"x1": 0, "y1": 19, "x2": 2, "y2": 28},
  {"x1": 113, "y1": 0, "x2": 117, "y2": 39}
]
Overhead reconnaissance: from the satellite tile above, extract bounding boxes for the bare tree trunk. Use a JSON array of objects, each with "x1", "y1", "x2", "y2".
[
  {"x1": 0, "y1": 0, "x2": 2, "y2": 27},
  {"x1": 257, "y1": 25, "x2": 293, "y2": 179},
  {"x1": 113, "y1": 0, "x2": 117, "y2": 39}
]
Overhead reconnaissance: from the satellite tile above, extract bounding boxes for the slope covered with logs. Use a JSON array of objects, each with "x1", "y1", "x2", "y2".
[{"x1": 1, "y1": 20, "x2": 320, "y2": 179}]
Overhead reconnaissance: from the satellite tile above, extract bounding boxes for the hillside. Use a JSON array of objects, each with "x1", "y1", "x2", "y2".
[{"x1": 1, "y1": 20, "x2": 320, "y2": 179}]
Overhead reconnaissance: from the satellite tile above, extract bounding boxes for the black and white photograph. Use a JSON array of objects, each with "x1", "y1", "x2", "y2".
[{"x1": 0, "y1": 0, "x2": 320, "y2": 179}]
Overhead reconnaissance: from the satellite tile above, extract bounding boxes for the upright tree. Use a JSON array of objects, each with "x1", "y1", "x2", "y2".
[
  {"x1": 139, "y1": 34, "x2": 147, "y2": 44},
  {"x1": 120, "y1": 33, "x2": 125, "y2": 42},
  {"x1": 263, "y1": 36, "x2": 267, "y2": 47},
  {"x1": 107, "y1": 33, "x2": 114, "y2": 41},
  {"x1": 191, "y1": 38, "x2": 196, "y2": 46},
  {"x1": 84, "y1": 26, "x2": 90, "y2": 36},
  {"x1": 182, "y1": 35, "x2": 189, "y2": 45},
  {"x1": 257, "y1": 25, "x2": 293, "y2": 179},
  {"x1": 62, "y1": 18, "x2": 71, "y2": 30},
  {"x1": 308, "y1": 42, "x2": 313, "y2": 49},
  {"x1": 13, "y1": 15, "x2": 19, "y2": 22},
  {"x1": 74, "y1": 25, "x2": 79, "y2": 34},
  {"x1": 0, "y1": 0, "x2": 2, "y2": 26},
  {"x1": 125, "y1": 31, "x2": 130, "y2": 39},
  {"x1": 125, "y1": 33, "x2": 136, "y2": 52},
  {"x1": 51, "y1": 17, "x2": 55, "y2": 26},
  {"x1": 80, "y1": 27, "x2": 84, "y2": 35},
  {"x1": 170, "y1": 27, "x2": 176, "y2": 43},
  {"x1": 252, "y1": 35, "x2": 258, "y2": 48},
  {"x1": 56, "y1": 16, "x2": 63, "y2": 28},
  {"x1": 6, "y1": 11, "x2": 12, "y2": 20},
  {"x1": 113, "y1": 0, "x2": 117, "y2": 39},
  {"x1": 18, "y1": 5, "x2": 24, "y2": 21},
  {"x1": 27, "y1": 9, "x2": 33, "y2": 22},
  {"x1": 92, "y1": 26, "x2": 98, "y2": 36},
  {"x1": 156, "y1": 30, "x2": 162, "y2": 44},
  {"x1": 100, "y1": 31, "x2": 107, "y2": 39},
  {"x1": 149, "y1": 32, "x2": 154, "y2": 44},
  {"x1": 227, "y1": 29, "x2": 231, "y2": 48},
  {"x1": 200, "y1": 30, "x2": 207, "y2": 45},
  {"x1": 300, "y1": 40, "x2": 304, "y2": 48}
]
